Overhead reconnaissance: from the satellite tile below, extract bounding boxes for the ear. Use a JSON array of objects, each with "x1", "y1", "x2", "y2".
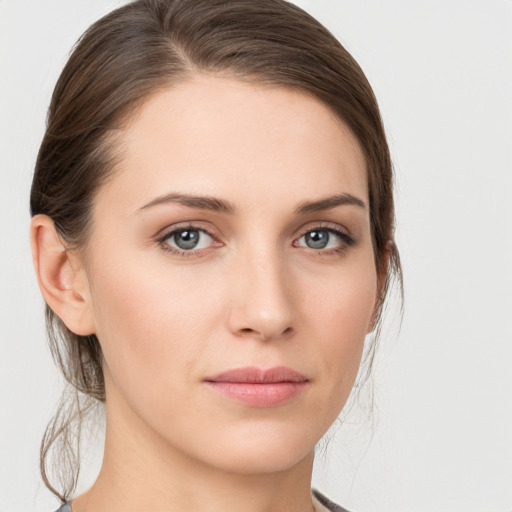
[
  {"x1": 30, "y1": 214, "x2": 96, "y2": 336},
  {"x1": 368, "y1": 240, "x2": 393, "y2": 334}
]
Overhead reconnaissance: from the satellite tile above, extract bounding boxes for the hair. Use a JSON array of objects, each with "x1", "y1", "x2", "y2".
[{"x1": 30, "y1": 0, "x2": 402, "y2": 502}]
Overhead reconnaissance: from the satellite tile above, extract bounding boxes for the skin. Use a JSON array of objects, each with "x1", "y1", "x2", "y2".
[{"x1": 31, "y1": 75, "x2": 382, "y2": 512}]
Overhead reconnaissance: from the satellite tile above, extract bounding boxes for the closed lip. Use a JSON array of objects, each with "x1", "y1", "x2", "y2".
[
  {"x1": 204, "y1": 366, "x2": 309, "y2": 407},
  {"x1": 204, "y1": 366, "x2": 309, "y2": 383}
]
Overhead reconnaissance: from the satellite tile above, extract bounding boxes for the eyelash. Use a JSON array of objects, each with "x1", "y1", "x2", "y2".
[
  {"x1": 294, "y1": 224, "x2": 356, "y2": 256},
  {"x1": 156, "y1": 223, "x2": 220, "y2": 258},
  {"x1": 156, "y1": 223, "x2": 355, "y2": 258}
]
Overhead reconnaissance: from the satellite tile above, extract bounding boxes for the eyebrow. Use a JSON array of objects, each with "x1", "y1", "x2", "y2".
[
  {"x1": 138, "y1": 192, "x2": 366, "y2": 215},
  {"x1": 138, "y1": 193, "x2": 236, "y2": 214},
  {"x1": 295, "y1": 193, "x2": 367, "y2": 214}
]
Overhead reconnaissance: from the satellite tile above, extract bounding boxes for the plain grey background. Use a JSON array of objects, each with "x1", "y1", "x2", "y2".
[{"x1": 1, "y1": 1, "x2": 511, "y2": 511}]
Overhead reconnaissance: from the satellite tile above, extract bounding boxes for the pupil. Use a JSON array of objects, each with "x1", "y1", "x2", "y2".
[
  {"x1": 306, "y1": 230, "x2": 329, "y2": 249},
  {"x1": 175, "y1": 230, "x2": 199, "y2": 250}
]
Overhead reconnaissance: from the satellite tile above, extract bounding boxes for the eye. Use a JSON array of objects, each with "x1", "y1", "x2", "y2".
[
  {"x1": 295, "y1": 227, "x2": 354, "y2": 252},
  {"x1": 161, "y1": 227, "x2": 214, "y2": 251}
]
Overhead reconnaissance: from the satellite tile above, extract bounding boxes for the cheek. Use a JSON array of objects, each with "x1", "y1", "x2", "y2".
[
  {"x1": 301, "y1": 261, "x2": 377, "y2": 406},
  {"x1": 304, "y1": 255, "x2": 377, "y2": 337},
  {"x1": 86, "y1": 250, "x2": 223, "y2": 392}
]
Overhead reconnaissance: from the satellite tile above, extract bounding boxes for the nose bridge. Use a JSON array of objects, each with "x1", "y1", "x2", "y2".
[{"x1": 228, "y1": 237, "x2": 294, "y2": 340}]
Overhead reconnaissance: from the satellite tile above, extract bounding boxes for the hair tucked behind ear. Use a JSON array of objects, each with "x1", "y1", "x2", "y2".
[{"x1": 31, "y1": 0, "x2": 402, "y2": 502}]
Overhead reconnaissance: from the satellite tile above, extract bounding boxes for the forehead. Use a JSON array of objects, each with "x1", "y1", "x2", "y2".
[{"x1": 99, "y1": 75, "x2": 368, "y2": 214}]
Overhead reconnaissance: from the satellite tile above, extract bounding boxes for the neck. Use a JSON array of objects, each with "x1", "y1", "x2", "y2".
[{"x1": 72, "y1": 388, "x2": 317, "y2": 512}]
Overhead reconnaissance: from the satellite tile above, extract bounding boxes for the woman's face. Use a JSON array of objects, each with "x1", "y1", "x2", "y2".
[{"x1": 81, "y1": 75, "x2": 378, "y2": 474}]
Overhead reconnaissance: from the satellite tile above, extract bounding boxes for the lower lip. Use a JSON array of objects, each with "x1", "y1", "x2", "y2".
[{"x1": 204, "y1": 381, "x2": 308, "y2": 407}]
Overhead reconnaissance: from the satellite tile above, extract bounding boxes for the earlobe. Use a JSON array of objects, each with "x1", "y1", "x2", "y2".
[{"x1": 30, "y1": 214, "x2": 95, "y2": 336}]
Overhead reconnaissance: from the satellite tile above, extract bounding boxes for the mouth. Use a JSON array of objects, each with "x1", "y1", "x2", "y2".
[{"x1": 203, "y1": 366, "x2": 309, "y2": 407}]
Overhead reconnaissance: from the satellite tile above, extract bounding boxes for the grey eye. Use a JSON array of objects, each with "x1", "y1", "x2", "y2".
[
  {"x1": 296, "y1": 228, "x2": 352, "y2": 251},
  {"x1": 167, "y1": 229, "x2": 213, "y2": 250},
  {"x1": 304, "y1": 230, "x2": 330, "y2": 249},
  {"x1": 174, "y1": 229, "x2": 199, "y2": 249}
]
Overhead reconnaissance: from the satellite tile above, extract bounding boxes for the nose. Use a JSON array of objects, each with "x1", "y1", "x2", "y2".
[{"x1": 227, "y1": 247, "x2": 295, "y2": 341}]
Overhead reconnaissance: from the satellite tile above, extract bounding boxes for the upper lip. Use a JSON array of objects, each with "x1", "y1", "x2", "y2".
[{"x1": 204, "y1": 366, "x2": 308, "y2": 383}]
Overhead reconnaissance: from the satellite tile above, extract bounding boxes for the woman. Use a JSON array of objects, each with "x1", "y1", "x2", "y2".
[{"x1": 29, "y1": 0, "x2": 401, "y2": 511}]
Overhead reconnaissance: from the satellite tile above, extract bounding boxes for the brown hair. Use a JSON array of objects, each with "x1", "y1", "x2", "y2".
[{"x1": 31, "y1": 0, "x2": 401, "y2": 502}]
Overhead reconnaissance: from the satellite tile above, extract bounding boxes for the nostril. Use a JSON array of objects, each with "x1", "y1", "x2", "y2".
[{"x1": 237, "y1": 326, "x2": 293, "y2": 339}]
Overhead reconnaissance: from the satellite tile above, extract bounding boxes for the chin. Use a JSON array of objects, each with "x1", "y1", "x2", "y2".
[{"x1": 187, "y1": 422, "x2": 320, "y2": 475}]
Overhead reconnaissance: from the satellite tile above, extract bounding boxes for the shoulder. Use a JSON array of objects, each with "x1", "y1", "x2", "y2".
[
  {"x1": 312, "y1": 488, "x2": 353, "y2": 512},
  {"x1": 53, "y1": 504, "x2": 72, "y2": 512}
]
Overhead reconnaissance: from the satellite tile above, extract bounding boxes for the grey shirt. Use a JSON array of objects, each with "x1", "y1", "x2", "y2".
[{"x1": 54, "y1": 489, "x2": 350, "y2": 512}]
